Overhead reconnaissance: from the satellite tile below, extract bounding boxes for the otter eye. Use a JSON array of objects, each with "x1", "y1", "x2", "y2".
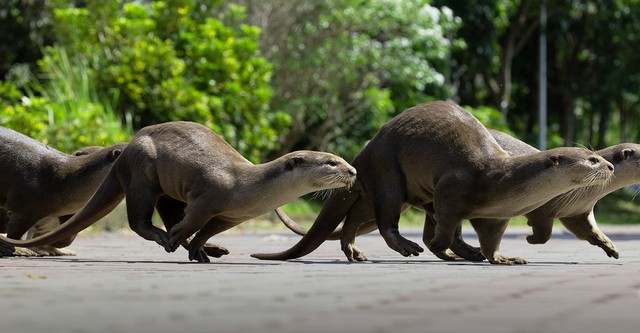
[
  {"x1": 588, "y1": 157, "x2": 600, "y2": 165},
  {"x1": 326, "y1": 161, "x2": 338, "y2": 167}
]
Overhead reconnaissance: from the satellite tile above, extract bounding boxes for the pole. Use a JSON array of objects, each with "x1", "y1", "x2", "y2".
[{"x1": 538, "y1": 0, "x2": 547, "y2": 150}]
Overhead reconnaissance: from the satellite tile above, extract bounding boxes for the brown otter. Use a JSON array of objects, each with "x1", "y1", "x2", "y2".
[
  {"x1": 482, "y1": 130, "x2": 638, "y2": 258},
  {"x1": 23, "y1": 146, "x2": 107, "y2": 256},
  {"x1": 1, "y1": 146, "x2": 225, "y2": 257},
  {"x1": 280, "y1": 129, "x2": 630, "y2": 261},
  {"x1": 0, "y1": 121, "x2": 357, "y2": 263},
  {"x1": 0, "y1": 126, "x2": 126, "y2": 257},
  {"x1": 251, "y1": 101, "x2": 614, "y2": 264}
]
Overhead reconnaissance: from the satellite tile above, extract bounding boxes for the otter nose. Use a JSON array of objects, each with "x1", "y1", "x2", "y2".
[
  {"x1": 348, "y1": 167, "x2": 357, "y2": 176},
  {"x1": 606, "y1": 161, "x2": 614, "y2": 172}
]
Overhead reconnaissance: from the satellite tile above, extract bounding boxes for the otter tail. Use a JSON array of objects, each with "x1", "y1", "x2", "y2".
[
  {"x1": 252, "y1": 188, "x2": 360, "y2": 260},
  {"x1": 275, "y1": 207, "x2": 343, "y2": 241},
  {"x1": 0, "y1": 169, "x2": 125, "y2": 247}
]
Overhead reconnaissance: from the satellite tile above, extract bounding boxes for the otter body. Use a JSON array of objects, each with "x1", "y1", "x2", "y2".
[
  {"x1": 252, "y1": 101, "x2": 613, "y2": 264},
  {"x1": 0, "y1": 127, "x2": 125, "y2": 256},
  {"x1": 0, "y1": 121, "x2": 356, "y2": 263},
  {"x1": 282, "y1": 129, "x2": 629, "y2": 261}
]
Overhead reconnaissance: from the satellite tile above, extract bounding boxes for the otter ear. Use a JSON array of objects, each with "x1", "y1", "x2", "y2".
[
  {"x1": 286, "y1": 156, "x2": 304, "y2": 170},
  {"x1": 621, "y1": 149, "x2": 633, "y2": 161},
  {"x1": 547, "y1": 155, "x2": 560, "y2": 168},
  {"x1": 109, "y1": 149, "x2": 123, "y2": 161}
]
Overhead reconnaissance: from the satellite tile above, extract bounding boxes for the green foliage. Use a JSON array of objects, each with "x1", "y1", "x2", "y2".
[
  {"x1": 0, "y1": 47, "x2": 131, "y2": 152},
  {"x1": 267, "y1": 0, "x2": 461, "y2": 160},
  {"x1": 0, "y1": 0, "x2": 55, "y2": 79},
  {"x1": 49, "y1": 0, "x2": 283, "y2": 162},
  {"x1": 463, "y1": 105, "x2": 510, "y2": 133}
]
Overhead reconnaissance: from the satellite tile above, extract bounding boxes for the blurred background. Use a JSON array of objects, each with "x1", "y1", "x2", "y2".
[{"x1": 1, "y1": 0, "x2": 639, "y2": 226}]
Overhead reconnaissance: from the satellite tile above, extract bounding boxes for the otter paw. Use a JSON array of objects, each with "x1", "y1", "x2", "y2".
[
  {"x1": 388, "y1": 236, "x2": 423, "y2": 257},
  {"x1": 342, "y1": 243, "x2": 368, "y2": 262},
  {"x1": 43, "y1": 247, "x2": 76, "y2": 256},
  {"x1": 429, "y1": 236, "x2": 451, "y2": 255},
  {"x1": 167, "y1": 230, "x2": 186, "y2": 253},
  {"x1": 525, "y1": 234, "x2": 549, "y2": 244},
  {"x1": 188, "y1": 247, "x2": 211, "y2": 263},
  {"x1": 450, "y1": 243, "x2": 485, "y2": 262},
  {"x1": 487, "y1": 254, "x2": 528, "y2": 265},
  {"x1": 352, "y1": 245, "x2": 368, "y2": 262},
  {"x1": 434, "y1": 249, "x2": 461, "y2": 261},
  {"x1": 151, "y1": 230, "x2": 172, "y2": 252},
  {"x1": 12, "y1": 246, "x2": 43, "y2": 257},
  {"x1": 0, "y1": 243, "x2": 14, "y2": 257},
  {"x1": 587, "y1": 235, "x2": 619, "y2": 259},
  {"x1": 203, "y1": 243, "x2": 229, "y2": 258}
]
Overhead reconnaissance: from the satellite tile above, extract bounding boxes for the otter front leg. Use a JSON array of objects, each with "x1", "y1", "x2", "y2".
[
  {"x1": 560, "y1": 212, "x2": 619, "y2": 259},
  {"x1": 469, "y1": 218, "x2": 526, "y2": 265}
]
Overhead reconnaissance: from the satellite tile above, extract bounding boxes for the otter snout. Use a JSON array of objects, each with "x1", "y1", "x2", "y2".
[
  {"x1": 604, "y1": 160, "x2": 614, "y2": 172},
  {"x1": 590, "y1": 155, "x2": 614, "y2": 173},
  {"x1": 347, "y1": 166, "x2": 357, "y2": 177},
  {"x1": 342, "y1": 166, "x2": 357, "y2": 187}
]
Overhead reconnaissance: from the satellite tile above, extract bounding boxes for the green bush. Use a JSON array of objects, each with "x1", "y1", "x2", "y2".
[
  {"x1": 50, "y1": 0, "x2": 285, "y2": 162},
  {"x1": 0, "y1": 47, "x2": 131, "y2": 152}
]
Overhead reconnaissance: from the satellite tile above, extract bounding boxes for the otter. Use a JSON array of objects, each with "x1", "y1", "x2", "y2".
[
  {"x1": 483, "y1": 130, "x2": 638, "y2": 258},
  {"x1": 2, "y1": 145, "x2": 226, "y2": 258},
  {"x1": 0, "y1": 126, "x2": 126, "y2": 257},
  {"x1": 251, "y1": 101, "x2": 614, "y2": 264},
  {"x1": 279, "y1": 129, "x2": 630, "y2": 261},
  {"x1": 0, "y1": 121, "x2": 357, "y2": 263}
]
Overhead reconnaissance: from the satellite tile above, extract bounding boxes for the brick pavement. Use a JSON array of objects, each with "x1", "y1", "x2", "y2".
[{"x1": 1, "y1": 225, "x2": 639, "y2": 333}]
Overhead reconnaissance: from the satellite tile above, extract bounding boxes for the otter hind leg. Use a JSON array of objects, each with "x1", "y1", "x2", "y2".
[
  {"x1": 5, "y1": 213, "x2": 49, "y2": 257},
  {"x1": 30, "y1": 216, "x2": 77, "y2": 256},
  {"x1": 125, "y1": 188, "x2": 170, "y2": 251},
  {"x1": 340, "y1": 198, "x2": 376, "y2": 262},
  {"x1": 372, "y1": 182, "x2": 423, "y2": 257},
  {"x1": 525, "y1": 212, "x2": 554, "y2": 244},
  {"x1": 469, "y1": 218, "x2": 526, "y2": 265},
  {"x1": 423, "y1": 213, "x2": 458, "y2": 261},
  {"x1": 424, "y1": 213, "x2": 484, "y2": 261}
]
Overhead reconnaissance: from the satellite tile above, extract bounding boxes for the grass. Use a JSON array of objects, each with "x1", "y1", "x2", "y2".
[{"x1": 593, "y1": 187, "x2": 640, "y2": 224}]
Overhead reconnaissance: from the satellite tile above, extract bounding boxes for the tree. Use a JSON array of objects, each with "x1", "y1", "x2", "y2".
[
  {"x1": 438, "y1": 0, "x2": 640, "y2": 149},
  {"x1": 0, "y1": 0, "x2": 55, "y2": 81},
  {"x1": 237, "y1": 0, "x2": 462, "y2": 160},
  {"x1": 48, "y1": 0, "x2": 284, "y2": 161}
]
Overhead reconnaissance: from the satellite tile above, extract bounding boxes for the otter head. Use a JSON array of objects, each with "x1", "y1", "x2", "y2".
[
  {"x1": 71, "y1": 146, "x2": 103, "y2": 156},
  {"x1": 544, "y1": 147, "x2": 614, "y2": 187},
  {"x1": 284, "y1": 151, "x2": 357, "y2": 190},
  {"x1": 73, "y1": 143, "x2": 126, "y2": 162},
  {"x1": 598, "y1": 143, "x2": 640, "y2": 183}
]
